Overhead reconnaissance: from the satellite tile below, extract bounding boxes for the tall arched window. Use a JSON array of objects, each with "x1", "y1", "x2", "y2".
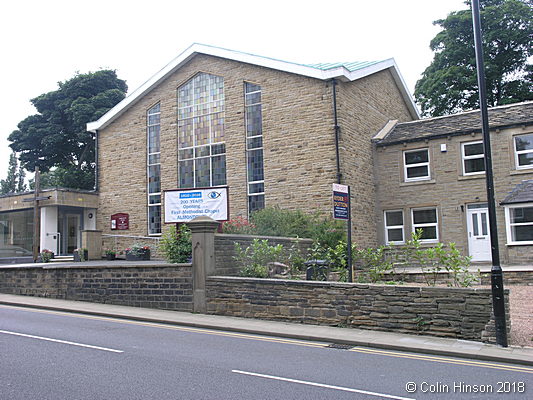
[{"x1": 177, "y1": 73, "x2": 226, "y2": 188}]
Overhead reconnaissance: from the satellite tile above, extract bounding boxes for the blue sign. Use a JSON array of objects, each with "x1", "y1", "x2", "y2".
[{"x1": 333, "y1": 191, "x2": 349, "y2": 220}]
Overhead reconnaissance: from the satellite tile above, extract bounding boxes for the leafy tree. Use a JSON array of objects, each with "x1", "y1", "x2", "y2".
[
  {"x1": 414, "y1": 0, "x2": 532, "y2": 117},
  {"x1": 1, "y1": 152, "x2": 26, "y2": 194},
  {"x1": 9, "y1": 70, "x2": 127, "y2": 189},
  {"x1": 1, "y1": 152, "x2": 18, "y2": 194}
]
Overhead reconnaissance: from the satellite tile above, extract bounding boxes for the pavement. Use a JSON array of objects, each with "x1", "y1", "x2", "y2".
[{"x1": 1, "y1": 293, "x2": 532, "y2": 367}]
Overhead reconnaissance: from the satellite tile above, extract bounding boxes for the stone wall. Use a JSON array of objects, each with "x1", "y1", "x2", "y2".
[
  {"x1": 206, "y1": 276, "x2": 509, "y2": 342},
  {"x1": 0, "y1": 263, "x2": 192, "y2": 311},
  {"x1": 214, "y1": 234, "x2": 313, "y2": 276}
]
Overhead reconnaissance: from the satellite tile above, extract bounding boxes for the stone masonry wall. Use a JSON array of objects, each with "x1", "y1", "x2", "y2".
[
  {"x1": 206, "y1": 276, "x2": 508, "y2": 342},
  {"x1": 0, "y1": 264, "x2": 193, "y2": 311},
  {"x1": 338, "y1": 70, "x2": 414, "y2": 248},
  {"x1": 214, "y1": 234, "x2": 313, "y2": 276}
]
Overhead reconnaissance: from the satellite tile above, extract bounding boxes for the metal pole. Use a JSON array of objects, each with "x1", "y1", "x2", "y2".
[
  {"x1": 347, "y1": 186, "x2": 353, "y2": 283},
  {"x1": 471, "y1": 0, "x2": 507, "y2": 347},
  {"x1": 32, "y1": 167, "x2": 40, "y2": 263}
]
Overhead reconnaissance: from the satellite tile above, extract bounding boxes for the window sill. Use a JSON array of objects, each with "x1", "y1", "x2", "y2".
[
  {"x1": 510, "y1": 168, "x2": 533, "y2": 176},
  {"x1": 458, "y1": 174, "x2": 485, "y2": 181},
  {"x1": 506, "y1": 241, "x2": 533, "y2": 246},
  {"x1": 400, "y1": 179, "x2": 435, "y2": 187}
]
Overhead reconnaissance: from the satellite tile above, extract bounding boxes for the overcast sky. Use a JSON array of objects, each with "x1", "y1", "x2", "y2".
[{"x1": 0, "y1": 0, "x2": 468, "y2": 180}]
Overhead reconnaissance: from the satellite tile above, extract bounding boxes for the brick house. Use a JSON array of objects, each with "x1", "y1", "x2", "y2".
[
  {"x1": 373, "y1": 101, "x2": 533, "y2": 265},
  {"x1": 86, "y1": 43, "x2": 417, "y2": 250}
]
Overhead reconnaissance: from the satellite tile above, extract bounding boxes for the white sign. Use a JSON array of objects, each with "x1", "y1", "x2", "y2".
[
  {"x1": 332, "y1": 183, "x2": 349, "y2": 193},
  {"x1": 164, "y1": 187, "x2": 229, "y2": 223}
]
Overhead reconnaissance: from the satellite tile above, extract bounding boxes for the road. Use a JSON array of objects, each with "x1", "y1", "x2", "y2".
[{"x1": 0, "y1": 304, "x2": 531, "y2": 400}]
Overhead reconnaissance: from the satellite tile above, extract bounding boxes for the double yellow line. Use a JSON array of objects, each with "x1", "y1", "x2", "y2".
[{"x1": 2, "y1": 304, "x2": 532, "y2": 374}]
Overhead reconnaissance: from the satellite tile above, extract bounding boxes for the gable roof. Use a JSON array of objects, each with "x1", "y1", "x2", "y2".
[
  {"x1": 87, "y1": 43, "x2": 418, "y2": 132},
  {"x1": 501, "y1": 180, "x2": 533, "y2": 205},
  {"x1": 374, "y1": 101, "x2": 533, "y2": 146}
]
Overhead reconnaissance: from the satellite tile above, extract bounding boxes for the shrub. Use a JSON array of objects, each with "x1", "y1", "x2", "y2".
[
  {"x1": 250, "y1": 206, "x2": 345, "y2": 249},
  {"x1": 159, "y1": 225, "x2": 192, "y2": 263},
  {"x1": 221, "y1": 216, "x2": 257, "y2": 234},
  {"x1": 234, "y1": 239, "x2": 284, "y2": 278}
]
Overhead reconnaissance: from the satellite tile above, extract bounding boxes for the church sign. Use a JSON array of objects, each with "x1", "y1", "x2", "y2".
[
  {"x1": 164, "y1": 187, "x2": 229, "y2": 223},
  {"x1": 111, "y1": 213, "x2": 129, "y2": 230}
]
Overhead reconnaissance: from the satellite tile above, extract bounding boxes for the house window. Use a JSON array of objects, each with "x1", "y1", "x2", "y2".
[
  {"x1": 147, "y1": 103, "x2": 161, "y2": 235},
  {"x1": 505, "y1": 204, "x2": 533, "y2": 244},
  {"x1": 514, "y1": 133, "x2": 533, "y2": 169},
  {"x1": 462, "y1": 141, "x2": 485, "y2": 175},
  {"x1": 177, "y1": 73, "x2": 226, "y2": 188},
  {"x1": 404, "y1": 149, "x2": 430, "y2": 181},
  {"x1": 412, "y1": 208, "x2": 438, "y2": 242},
  {"x1": 245, "y1": 82, "x2": 265, "y2": 214},
  {"x1": 384, "y1": 210, "x2": 404, "y2": 244}
]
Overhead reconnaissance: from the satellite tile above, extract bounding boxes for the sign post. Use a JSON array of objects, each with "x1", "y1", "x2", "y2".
[{"x1": 333, "y1": 183, "x2": 352, "y2": 282}]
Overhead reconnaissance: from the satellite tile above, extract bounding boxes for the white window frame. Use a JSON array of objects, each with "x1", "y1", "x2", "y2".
[
  {"x1": 514, "y1": 133, "x2": 533, "y2": 170},
  {"x1": 403, "y1": 148, "x2": 430, "y2": 182},
  {"x1": 504, "y1": 203, "x2": 533, "y2": 245},
  {"x1": 461, "y1": 140, "x2": 485, "y2": 176},
  {"x1": 384, "y1": 210, "x2": 404, "y2": 245},
  {"x1": 147, "y1": 103, "x2": 161, "y2": 236},
  {"x1": 411, "y1": 207, "x2": 439, "y2": 243}
]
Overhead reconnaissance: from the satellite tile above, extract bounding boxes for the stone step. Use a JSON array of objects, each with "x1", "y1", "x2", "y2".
[{"x1": 49, "y1": 256, "x2": 74, "y2": 262}]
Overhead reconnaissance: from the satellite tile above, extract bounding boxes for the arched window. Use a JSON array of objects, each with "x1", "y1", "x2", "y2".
[{"x1": 177, "y1": 73, "x2": 226, "y2": 188}]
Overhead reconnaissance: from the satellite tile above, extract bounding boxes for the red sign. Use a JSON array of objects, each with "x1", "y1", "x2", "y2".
[{"x1": 111, "y1": 213, "x2": 129, "y2": 230}]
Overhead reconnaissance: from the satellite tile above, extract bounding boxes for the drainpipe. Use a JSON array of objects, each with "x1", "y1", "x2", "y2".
[
  {"x1": 331, "y1": 79, "x2": 342, "y2": 184},
  {"x1": 94, "y1": 130, "x2": 99, "y2": 192}
]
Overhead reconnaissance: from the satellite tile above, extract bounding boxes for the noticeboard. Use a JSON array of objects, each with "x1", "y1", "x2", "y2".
[
  {"x1": 332, "y1": 183, "x2": 349, "y2": 220},
  {"x1": 111, "y1": 213, "x2": 129, "y2": 230},
  {"x1": 164, "y1": 187, "x2": 229, "y2": 223}
]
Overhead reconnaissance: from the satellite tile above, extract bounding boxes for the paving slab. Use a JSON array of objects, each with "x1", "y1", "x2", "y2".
[{"x1": 0, "y1": 293, "x2": 532, "y2": 367}]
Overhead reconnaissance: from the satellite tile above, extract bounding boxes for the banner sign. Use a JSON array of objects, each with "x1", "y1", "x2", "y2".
[
  {"x1": 332, "y1": 183, "x2": 349, "y2": 220},
  {"x1": 164, "y1": 187, "x2": 229, "y2": 223}
]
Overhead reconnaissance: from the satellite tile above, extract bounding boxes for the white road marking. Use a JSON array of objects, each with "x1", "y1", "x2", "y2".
[
  {"x1": 232, "y1": 369, "x2": 415, "y2": 400},
  {"x1": 0, "y1": 329, "x2": 123, "y2": 353}
]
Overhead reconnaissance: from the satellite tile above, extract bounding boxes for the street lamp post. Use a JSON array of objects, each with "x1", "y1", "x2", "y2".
[{"x1": 471, "y1": 0, "x2": 508, "y2": 347}]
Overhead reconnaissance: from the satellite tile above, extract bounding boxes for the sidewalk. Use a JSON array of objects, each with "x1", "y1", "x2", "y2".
[{"x1": 1, "y1": 293, "x2": 532, "y2": 367}]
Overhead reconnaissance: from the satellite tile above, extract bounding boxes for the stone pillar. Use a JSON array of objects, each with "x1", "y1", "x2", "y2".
[
  {"x1": 187, "y1": 216, "x2": 220, "y2": 313},
  {"x1": 82, "y1": 230, "x2": 103, "y2": 260}
]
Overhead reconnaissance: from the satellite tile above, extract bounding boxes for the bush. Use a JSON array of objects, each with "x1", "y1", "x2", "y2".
[
  {"x1": 159, "y1": 225, "x2": 192, "y2": 263},
  {"x1": 250, "y1": 206, "x2": 345, "y2": 249},
  {"x1": 222, "y1": 216, "x2": 257, "y2": 234},
  {"x1": 234, "y1": 239, "x2": 284, "y2": 278}
]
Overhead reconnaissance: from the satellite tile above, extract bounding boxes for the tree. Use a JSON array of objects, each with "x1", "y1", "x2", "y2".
[
  {"x1": 414, "y1": 0, "x2": 532, "y2": 117},
  {"x1": 0, "y1": 151, "x2": 26, "y2": 194},
  {"x1": 8, "y1": 70, "x2": 127, "y2": 190}
]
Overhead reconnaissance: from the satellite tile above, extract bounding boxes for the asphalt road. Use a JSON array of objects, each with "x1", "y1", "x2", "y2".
[{"x1": 1, "y1": 305, "x2": 532, "y2": 400}]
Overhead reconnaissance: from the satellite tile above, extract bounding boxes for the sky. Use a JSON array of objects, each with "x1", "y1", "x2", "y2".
[{"x1": 0, "y1": 0, "x2": 469, "y2": 180}]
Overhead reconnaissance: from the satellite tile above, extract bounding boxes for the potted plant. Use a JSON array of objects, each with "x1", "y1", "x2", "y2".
[
  {"x1": 105, "y1": 249, "x2": 116, "y2": 260},
  {"x1": 125, "y1": 244, "x2": 151, "y2": 261},
  {"x1": 73, "y1": 248, "x2": 88, "y2": 262},
  {"x1": 40, "y1": 249, "x2": 54, "y2": 263}
]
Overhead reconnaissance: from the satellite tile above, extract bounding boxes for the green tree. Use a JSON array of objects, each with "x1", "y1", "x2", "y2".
[
  {"x1": 1, "y1": 152, "x2": 18, "y2": 194},
  {"x1": 9, "y1": 70, "x2": 127, "y2": 189},
  {"x1": 414, "y1": 0, "x2": 532, "y2": 117}
]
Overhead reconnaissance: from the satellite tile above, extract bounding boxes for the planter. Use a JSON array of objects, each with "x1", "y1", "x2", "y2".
[
  {"x1": 105, "y1": 254, "x2": 116, "y2": 261},
  {"x1": 73, "y1": 249, "x2": 88, "y2": 262},
  {"x1": 126, "y1": 249, "x2": 150, "y2": 261}
]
